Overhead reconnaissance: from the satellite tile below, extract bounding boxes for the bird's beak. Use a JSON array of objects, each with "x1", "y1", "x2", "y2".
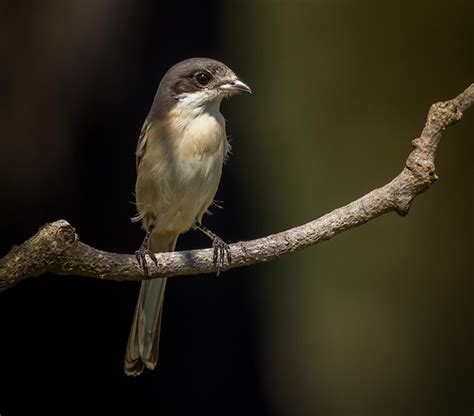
[{"x1": 219, "y1": 79, "x2": 252, "y2": 95}]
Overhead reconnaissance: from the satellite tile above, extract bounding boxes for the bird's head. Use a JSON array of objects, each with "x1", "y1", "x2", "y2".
[{"x1": 153, "y1": 57, "x2": 251, "y2": 115}]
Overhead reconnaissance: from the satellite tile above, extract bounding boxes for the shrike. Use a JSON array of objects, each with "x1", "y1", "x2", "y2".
[{"x1": 124, "y1": 58, "x2": 251, "y2": 376}]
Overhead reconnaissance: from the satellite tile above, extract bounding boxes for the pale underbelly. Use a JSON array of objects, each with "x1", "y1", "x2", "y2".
[{"x1": 136, "y1": 151, "x2": 224, "y2": 235}]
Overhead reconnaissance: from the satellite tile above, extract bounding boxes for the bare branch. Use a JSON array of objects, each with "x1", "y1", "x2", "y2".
[{"x1": 1, "y1": 84, "x2": 473, "y2": 292}]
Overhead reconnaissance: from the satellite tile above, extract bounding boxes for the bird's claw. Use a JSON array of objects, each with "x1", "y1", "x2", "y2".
[
  {"x1": 135, "y1": 246, "x2": 158, "y2": 276},
  {"x1": 212, "y1": 237, "x2": 231, "y2": 275}
]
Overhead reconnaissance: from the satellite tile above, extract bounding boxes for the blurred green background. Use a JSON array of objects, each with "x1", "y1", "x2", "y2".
[
  {"x1": 225, "y1": 1, "x2": 473, "y2": 414},
  {"x1": 1, "y1": 0, "x2": 473, "y2": 415}
]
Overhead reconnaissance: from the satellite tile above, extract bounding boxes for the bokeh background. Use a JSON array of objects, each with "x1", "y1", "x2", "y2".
[{"x1": 1, "y1": 1, "x2": 473, "y2": 415}]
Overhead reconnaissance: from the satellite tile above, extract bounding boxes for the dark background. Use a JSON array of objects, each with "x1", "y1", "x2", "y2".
[{"x1": 1, "y1": 1, "x2": 473, "y2": 415}]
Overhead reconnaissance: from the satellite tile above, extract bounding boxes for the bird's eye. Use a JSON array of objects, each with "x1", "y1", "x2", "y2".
[{"x1": 196, "y1": 72, "x2": 211, "y2": 85}]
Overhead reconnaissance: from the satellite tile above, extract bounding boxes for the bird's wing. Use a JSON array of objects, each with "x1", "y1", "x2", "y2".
[{"x1": 135, "y1": 119, "x2": 152, "y2": 171}]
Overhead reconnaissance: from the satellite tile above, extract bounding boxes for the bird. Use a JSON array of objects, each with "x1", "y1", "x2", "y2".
[{"x1": 124, "y1": 57, "x2": 251, "y2": 376}]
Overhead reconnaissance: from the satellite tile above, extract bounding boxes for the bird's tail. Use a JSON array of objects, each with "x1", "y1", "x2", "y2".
[{"x1": 124, "y1": 234, "x2": 177, "y2": 376}]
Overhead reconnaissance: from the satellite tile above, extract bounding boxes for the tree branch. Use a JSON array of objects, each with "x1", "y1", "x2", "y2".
[{"x1": 1, "y1": 84, "x2": 473, "y2": 292}]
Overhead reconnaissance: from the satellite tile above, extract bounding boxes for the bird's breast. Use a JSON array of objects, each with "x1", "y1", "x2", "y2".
[
  {"x1": 137, "y1": 106, "x2": 228, "y2": 234},
  {"x1": 164, "y1": 105, "x2": 229, "y2": 187},
  {"x1": 168, "y1": 104, "x2": 227, "y2": 156}
]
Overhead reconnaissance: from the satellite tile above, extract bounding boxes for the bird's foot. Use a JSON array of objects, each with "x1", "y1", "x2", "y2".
[
  {"x1": 135, "y1": 244, "x2": 158, "y2": 276},
  {"x1": 193, "y1": 222, "x2": 232, "y2": 275},
  {"x1": 212, "y1": 236, "x2": 232, "y2": 275}
]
